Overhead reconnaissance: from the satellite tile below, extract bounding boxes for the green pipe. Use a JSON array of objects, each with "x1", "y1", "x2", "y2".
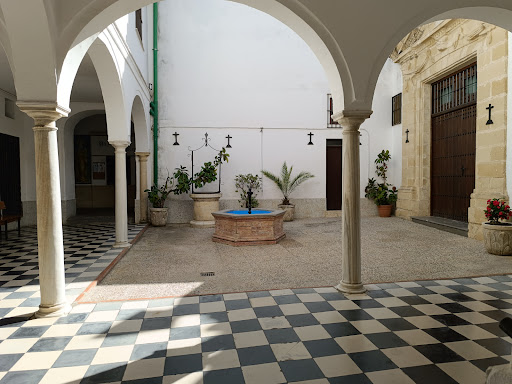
[{"x1": 152, "y1": 2, "x2": 159, "y2": 186}]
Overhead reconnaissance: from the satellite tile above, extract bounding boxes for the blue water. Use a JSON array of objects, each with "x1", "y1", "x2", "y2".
[{"x1": 228, "y1": 209, "x2": 272, "y2": 214}]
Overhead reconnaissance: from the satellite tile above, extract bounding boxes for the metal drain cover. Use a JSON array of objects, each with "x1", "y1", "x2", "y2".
[{"x1": 200, "y1": 272, "x2": 215, "y2": 277}]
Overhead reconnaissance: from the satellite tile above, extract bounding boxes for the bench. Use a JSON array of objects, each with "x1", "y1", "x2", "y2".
[{"x1": 0, "y1": 201, "x2": 22, "y2": 241}]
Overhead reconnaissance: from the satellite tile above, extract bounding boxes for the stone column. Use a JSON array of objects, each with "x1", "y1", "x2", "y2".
[
  {"x1": 334, "y1": 111, "x2": 372, "y2": 294},
  {"x1": 110, "y1": 140, "x2": 131, "y2": 248},
  {"x1": 136, "y1": 152, "x2": 150, "y2": 223},
  {"x1": 18, "y1": 103, "x2": 72, "y2": 318}
]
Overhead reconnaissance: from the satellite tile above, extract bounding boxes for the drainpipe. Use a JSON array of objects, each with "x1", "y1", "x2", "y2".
[{"x1": 150, "y1": 3, "x2": 159, "y2": 186}]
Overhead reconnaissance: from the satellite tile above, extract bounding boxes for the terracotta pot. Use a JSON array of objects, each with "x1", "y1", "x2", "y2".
[
  {"x1": 377, "y1": 205, "x2": 392, "y2": 217},
  {"x1": 150, "y1": 207, "x2": 168, "y2": 226},
  {"x1": 482, "y1": 222, "x2": 512, "y2": 255},
  {"x1": 278, "y1": 204, "x2": 295, "y2": 221}
]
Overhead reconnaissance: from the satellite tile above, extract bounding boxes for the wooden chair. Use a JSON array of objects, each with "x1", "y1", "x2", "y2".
[{"x1": 0, "y1": 201, "x2": 22, "y2": 241}]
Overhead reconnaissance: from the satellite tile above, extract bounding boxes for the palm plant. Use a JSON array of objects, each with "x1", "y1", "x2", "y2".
[{"x1": 262, "y1": 162, "x2": 314, "y2": 205}]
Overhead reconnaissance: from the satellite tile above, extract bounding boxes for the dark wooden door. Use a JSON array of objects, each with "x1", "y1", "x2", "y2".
[
  {"x1": 326, "y1": 139, "x2": 342, "y2": 210},
  {"x1": 0, "y1": 133, "x2": 22, "y2": 215},
  {"x1": 431, "y1": 64, "x2": 477, "y2": 222}
]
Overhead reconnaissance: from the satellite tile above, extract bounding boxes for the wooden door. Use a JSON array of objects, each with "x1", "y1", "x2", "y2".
[
  {"x1": 326, "y1": 139, "x2": 342, "y2": 210},
  {"x1": 431, "y1": 64, "x2": 477, "y2": 222},
  {"x1": 0, "y1": 133, "x2": 22, "y2": 215}
]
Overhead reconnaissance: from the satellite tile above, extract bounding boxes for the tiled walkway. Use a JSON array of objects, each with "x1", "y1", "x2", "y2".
[{"x1": 1, "y1": 226, "x2": 512, "y2": 383}]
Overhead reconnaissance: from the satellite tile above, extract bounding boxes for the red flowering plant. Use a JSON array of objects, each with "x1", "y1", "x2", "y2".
[{"x1": 484, "y1": 198, "x2": 512, "y2": 225}]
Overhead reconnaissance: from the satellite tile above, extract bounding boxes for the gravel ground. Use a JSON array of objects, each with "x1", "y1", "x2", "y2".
[{"x1": 80, "y1": 217, "x2": 512, "y2": 301}]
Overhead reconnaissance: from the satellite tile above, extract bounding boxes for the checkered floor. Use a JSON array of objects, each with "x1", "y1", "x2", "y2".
[
  {"x1": 1, "y1": 225, "x2": 512, "y2": 383},
  {"x1": 1, "y1": 271, "x2": 512, "y2": 383},
  {"x1": 0, "y1": 223, "x2": 145, "y2": 319}
]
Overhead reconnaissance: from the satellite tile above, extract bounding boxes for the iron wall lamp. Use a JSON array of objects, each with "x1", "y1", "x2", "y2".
[{"x1": 405, "y1": 129, "x2": 409, "y2": 143}]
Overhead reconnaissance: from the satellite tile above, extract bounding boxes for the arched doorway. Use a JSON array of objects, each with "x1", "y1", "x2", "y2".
[{"x1": 73, "y1": 114, "x2": 137, "y2": 221}]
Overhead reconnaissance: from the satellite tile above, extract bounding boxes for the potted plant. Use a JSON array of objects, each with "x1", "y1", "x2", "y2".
[
  {"x1": 235, "y1": 173, "x2": 262, "y2": 208},
  {"x1": 172, "y1": 148, "x2": 229, "y2": 227},
  {"x1": 146, "y1": 176, "x2": 172, "y2": 226},
  {"x1": 365, "y1": 150, "x2": 398, "y2": 217},
  {"x1": 482, "y1": 198, "x2": 512, "y2": 255},
  {"x1": 262, "y1": 162, "x2": 314, "y2": 221}
]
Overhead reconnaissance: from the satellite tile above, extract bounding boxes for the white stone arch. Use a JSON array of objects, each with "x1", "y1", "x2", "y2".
[
  {"x1": 363, "y1": 6, "x2": 512, "y2": 113},
  {"x1": 229, "y1": 0, "x2": 347, "y2": 113},
  {"x1": 87, "y1": 32, "x2": 130, "y2": 143},
  {"x1": 129, "y1": 93, "x2": 150, "y2": 153}
]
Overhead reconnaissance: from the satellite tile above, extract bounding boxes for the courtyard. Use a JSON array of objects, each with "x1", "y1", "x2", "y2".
[
  {"x1": 1, "y1": 219, "x2": 512, "y2": 383},
  {"x1": 79, "y1": 217, "x2": 512, "y2": 301}
]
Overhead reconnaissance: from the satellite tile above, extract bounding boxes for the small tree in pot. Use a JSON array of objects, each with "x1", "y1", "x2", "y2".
[
  {"x1": 365, "y1": 150, "x2": 398, "y2": 217},
  {"x1": 235, "y1": 173, "x2": 262, "y2": 208},
  {"x1": 482, "y1": 198, "x2": 512, "y2": 255},
  {"x1": 262, "y1": 162, "x2": 314, "y2": 221},
  {"x1": 146, "y1": 176, "x2": 173, "y2": 226}
]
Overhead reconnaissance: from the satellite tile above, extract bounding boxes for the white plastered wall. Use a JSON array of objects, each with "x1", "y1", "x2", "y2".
[{"x1": 158, "y1": 0, "x2": 403, "y2": 221}]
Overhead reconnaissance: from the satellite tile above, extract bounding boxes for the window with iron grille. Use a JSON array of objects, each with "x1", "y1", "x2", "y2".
[
  {"x1": 135, "y1": 9, "x2": 143, "y2": 43},
  {"x1": 432, "y1": 63, "x2": 477, "y2": 116},
  {"x1": 392, "y1": 93, "x2": 402, "y2": 126},
  {"x1": 327, "y1": 94, "x2": 340, "y2": 127}
]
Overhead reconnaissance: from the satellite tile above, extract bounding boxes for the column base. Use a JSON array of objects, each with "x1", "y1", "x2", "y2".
[
  {"x1": 33, "y1": 302, "x2": 72, "y2": 318},
  {"x1": 113, "y1": 242, "x2": 132, "y2": 249},
  {"x1": 190, "y1": 220, "x2": 215, "y2": 228},
  {"x1": 336, "y1": 282, "x2": 366, "y2": 295}
]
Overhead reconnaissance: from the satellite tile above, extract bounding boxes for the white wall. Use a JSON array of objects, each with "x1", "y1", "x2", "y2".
[{"x1": 158, "y1": 0, "x2": 403, "y2": 205}]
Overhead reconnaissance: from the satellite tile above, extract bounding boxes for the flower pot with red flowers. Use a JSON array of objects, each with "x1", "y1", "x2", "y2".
[
  {"x1": 482, "y1": 198, "x2": 512, "y2": 255},
  {"x1": 364, "y1": 150, "x2": 398, "y2": 217}
]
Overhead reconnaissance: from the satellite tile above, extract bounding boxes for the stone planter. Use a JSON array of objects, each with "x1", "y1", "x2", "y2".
[
  {"x1": 190, "y1": 193, "x2": 221, "y2": 228},
  {"x1": 482, "y1": 222, "x2": 512, "y2": 256},
  {"x1": 149, "y1": 207, "x2": 168, "y2": 227},
  {"x1": 278, "y1": 204, "x2": 295, "y2": 222}
]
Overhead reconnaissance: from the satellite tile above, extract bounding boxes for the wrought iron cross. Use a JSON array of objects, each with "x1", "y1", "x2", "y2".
[
  {"x1": 226, "y1": 135, "x2": 232, "y2": 148},
  {"x1": 486, "y1": 104, "x2": 494, "y2": 125},
  {"x1": 307, "y1": 132, "x2": 314, "y2": 145},
  {"x1": 173, "y1": 132, "x2": 180, "y2": 146},
  {"x1": 405, "y1": 129, "x2": 410, "y2": 143},
  {"x1": 247, "y1": 188, "x2": 253, "y2": 215}
]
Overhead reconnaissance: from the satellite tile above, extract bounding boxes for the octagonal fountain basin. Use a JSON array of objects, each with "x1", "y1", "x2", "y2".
[{"x1": 212, "y1": 209, "x2": 286, "y2": 246}]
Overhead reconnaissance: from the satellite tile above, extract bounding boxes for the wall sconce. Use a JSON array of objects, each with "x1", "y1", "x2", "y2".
[
  {"x1": 226, "y1": 135, "x2": 232, "y2": 148},
  {"x1": 173, "y1": 132, "x2": 179, "y2": 146},
  {"x1": 307, "y1": 132, "x2": 314, "y2": 145},
  {"x1": 405, "y1": 129, "x2": 410, "y2": 143},
  {"x1": 360, "y1": 133, "x2": 362, "y2": 146},
  {"x1": 486, "y1": 104, "x2": 494, "y2": 125},
  {"x1": 149, "y1": 83, "x2": 153, "y2": 90}
]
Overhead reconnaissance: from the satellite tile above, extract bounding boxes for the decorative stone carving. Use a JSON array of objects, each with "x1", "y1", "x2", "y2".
[
  {"x1": 482, "y1": 223, "x2": 512, "y2": 256},
  {"x1": 278, "y1": 204, "x2": 295, "y2": 221}
]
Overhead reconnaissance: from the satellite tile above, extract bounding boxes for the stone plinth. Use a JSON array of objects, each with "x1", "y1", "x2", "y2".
[
  {"x1": 212, "y1": 209, "x2": 286, "y2": 246},
  {"x1": 190, "y1": 193, "x2": 221, "y2": 228}
]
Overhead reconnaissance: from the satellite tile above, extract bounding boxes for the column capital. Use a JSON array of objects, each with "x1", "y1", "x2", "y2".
[
  {"x1": 109, "y1": 140, "x2": 131, "y2": 150},
  {"x1": 136, "y1": 152, "x2": 150, "y2": 161},
  {"x1": 17, "y1": 102, "x2": 70, "y2": 128},
  {"x1": 333, "y1": 110, "x2": 373, "y2": 129}
]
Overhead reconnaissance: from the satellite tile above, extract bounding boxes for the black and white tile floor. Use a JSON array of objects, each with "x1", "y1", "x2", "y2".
[{"x1": 1, "y1": 227, "x2": 512, "y2": 383}]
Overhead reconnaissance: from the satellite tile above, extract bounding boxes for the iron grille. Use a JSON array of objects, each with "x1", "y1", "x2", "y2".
[{"x1": 432, "y1": 63, "x2": 477, "y2": 115}]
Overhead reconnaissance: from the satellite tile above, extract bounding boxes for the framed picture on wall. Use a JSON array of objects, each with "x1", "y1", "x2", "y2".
[{"x1": 92, "y1": 162, "x2": 106, "y2": 180}]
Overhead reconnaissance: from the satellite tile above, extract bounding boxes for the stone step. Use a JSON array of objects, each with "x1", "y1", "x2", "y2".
[{"x1": 411, "y1": 216, "x2": 468, "y2": 237}]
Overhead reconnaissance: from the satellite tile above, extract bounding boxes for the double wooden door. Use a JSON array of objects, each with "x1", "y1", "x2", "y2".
[{"x1": 431, "y1": 64, "x2": 477, "y2": 222}]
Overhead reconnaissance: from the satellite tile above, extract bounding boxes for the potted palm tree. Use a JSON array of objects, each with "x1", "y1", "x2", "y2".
[{"x1": 262, "y1": 162, "x2": 314, "y2": 221}]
